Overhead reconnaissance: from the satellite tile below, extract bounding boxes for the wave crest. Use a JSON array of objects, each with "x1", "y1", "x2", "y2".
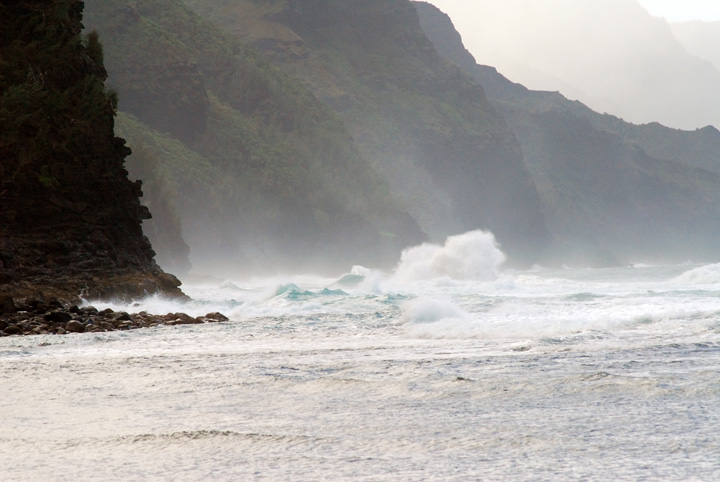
[
  {"x1": 674, "y1": 263, "x2": 720, "y2": 285},
  {"x1": 393, "y1": 230, "x2": 506, "y2": 282}
]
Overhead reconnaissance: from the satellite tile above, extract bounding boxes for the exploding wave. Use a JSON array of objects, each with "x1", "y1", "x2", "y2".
[{"x1": 392, "y1": 230, "x2": 506, "y2": 282}]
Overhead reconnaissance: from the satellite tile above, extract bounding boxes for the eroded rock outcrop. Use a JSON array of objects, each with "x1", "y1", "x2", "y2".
[{"x1": 0, "y1": 0, "x2": 186, "y2": 304}]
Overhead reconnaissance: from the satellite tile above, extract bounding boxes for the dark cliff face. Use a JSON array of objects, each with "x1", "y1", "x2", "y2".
[
  {"x1": 0, "y1": 0, "x2": 182, "y2": 301},
  {"x1": 183, "y1": 0, "x2": 552, "y2": 267},
  {"x1": 415, "y1": 1, "x2": 720, "y2": 266}
]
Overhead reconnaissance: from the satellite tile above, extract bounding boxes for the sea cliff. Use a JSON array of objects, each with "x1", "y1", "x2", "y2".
[{"x1": 0, "y1": 0, "x2": 185, "y2": 306}]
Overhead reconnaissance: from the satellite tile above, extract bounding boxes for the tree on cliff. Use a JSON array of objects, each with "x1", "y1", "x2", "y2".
[{"x1": 0, "y1": 0, "x2": 181, "y2": 301}]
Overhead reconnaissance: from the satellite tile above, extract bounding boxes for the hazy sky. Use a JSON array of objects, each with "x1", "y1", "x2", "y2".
[
  {"x1": 427, "y1": 0, "x2": 720, "y2": 23},
  {"x1": 637, "y1": 0, "x2": 720, "y2": 22},
  {"x1": 423, "y1": 0, "x2": 720, "y2": 129}
]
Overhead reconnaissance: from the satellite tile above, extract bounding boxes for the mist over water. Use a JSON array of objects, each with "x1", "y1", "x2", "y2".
[{"x1": 2, "y1": 231, "x2": 720, "y2": 480}]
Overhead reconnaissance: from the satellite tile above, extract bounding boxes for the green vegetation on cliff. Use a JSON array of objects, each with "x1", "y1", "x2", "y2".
[
  {"x1": 182, "y1": 0, "x2": 552, "y2": 267},
  {"x1": 83, "y1": 0, "x2": 425, "y2": 275},
  {"x1": 0, "y1": 0, "x2": 182, "y2": 300}
]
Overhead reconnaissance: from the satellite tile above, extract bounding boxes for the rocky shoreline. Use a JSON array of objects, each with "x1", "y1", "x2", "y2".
[{"x1": 0, "y1": 295, "x2": 228, "y2": 337}]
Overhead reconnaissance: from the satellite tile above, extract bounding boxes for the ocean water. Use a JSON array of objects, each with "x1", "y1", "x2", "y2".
[{"x1": 2, "y1": 232, "x2": 720, "y2": 481}]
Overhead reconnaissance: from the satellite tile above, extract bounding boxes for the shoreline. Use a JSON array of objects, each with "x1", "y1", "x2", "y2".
[{"x1": 0, "y1": 295, "x2": 228, "y2": 336}]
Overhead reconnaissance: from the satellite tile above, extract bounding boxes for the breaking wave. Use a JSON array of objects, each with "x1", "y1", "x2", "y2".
[
  {"x1": 674, "y1": 263, "x2": 720, "y2": 285},
  {"x1": 392, "y1": 230, "x2": 506, "y2": 282}
]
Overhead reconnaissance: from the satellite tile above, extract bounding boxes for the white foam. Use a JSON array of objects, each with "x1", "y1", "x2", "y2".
[
  {"x1": 400, "y1": 297, "x2": 469, "y2": 325},
  {"x1": 673, "y1": 263, "x2": 720, "y2": 286},
  {"x1": 392, "y1": 230, "x2": 506, "y2": 283}
]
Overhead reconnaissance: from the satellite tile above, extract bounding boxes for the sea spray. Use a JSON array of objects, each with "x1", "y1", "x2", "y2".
[
  {"x1": 4, "y1": 264, "x2": 720, "y2": 481},
  {"x1": 400, "y1": 297, "x2": 469, "y2": 325},
  {"x1": 673, "y1": 263, "x2": 720, "y2": 285},
  {"x1": 392, "y1": 230, "x2": 506, "y2": 282}
]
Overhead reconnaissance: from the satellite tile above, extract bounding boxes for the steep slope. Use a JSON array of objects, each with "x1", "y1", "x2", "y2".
[
  {"x1": 416, "y1": 1, "x2": 720, "y2": 265},
  {"x1": 415, "y1": 2, "x2": 720, "y2": 175},
  {"x1": 426, "y1": 0, "x2": 720, "y2": 130},
  {"x1": 0, "y1": 0, "x2": 185, "y2": 302},
  {"x1": 83, "y1": 0, "x2": 425, "y2": 275},
  {"x1": 183, "y1": 0, "x2": 551, "y2": 267}
]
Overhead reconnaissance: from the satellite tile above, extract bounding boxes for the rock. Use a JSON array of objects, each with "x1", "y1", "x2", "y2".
[
  {"x1": 205, "y1": 312, "x2": 229, "y2": 322},
  {"x1": 25, "y1": 293, "x2": 46, "y2": 309},
  {"x1": 65, "y1": 320, "x2": 86, "y2": 333},
  {"x1": 156, "y1": 273, "x2": 182, "y2": 290},
  {"x1": 44, "y1": 311, "x2": 72, "y2": 324},
  {"x1": 165, "y1": 312, "x2": 202, "y2": 325},
  {"x1": 3, "y1": 325, "x2": 21, "y2": 335},
  {"x1": 0, "y1": 296, "x2": 17, "y2": 315},
  {"x1": 100, "y1": 321, "x2": 116, "y2": 331},
  {"x1": 113, "y1": 311, "x2": 132, "y2": 322},
  {"x1": 0, "y1": 304, "x2": 231, "y2": 336}
]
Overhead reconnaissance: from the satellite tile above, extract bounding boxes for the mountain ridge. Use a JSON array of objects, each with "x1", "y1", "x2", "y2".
[
  {"x1": 426, "y1": 0, "x2": 720, "y2": 130},
  {"x1": 415, "y1": 1, "x2": 720, "y2": 265},
  {"x1": 182, "y1": 0, "x2": 552, "y2": 267}
]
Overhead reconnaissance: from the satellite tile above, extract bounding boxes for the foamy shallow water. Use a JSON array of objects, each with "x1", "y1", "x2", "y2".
[{"x1": 2, "y1": 257, "x2": 720, "y2": 480}]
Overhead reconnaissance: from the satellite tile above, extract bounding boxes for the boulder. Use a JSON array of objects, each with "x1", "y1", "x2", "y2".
[
  {"x1": 113, "y1": 311, "x2": 132, "y2": 322},
  {"x1": 44, "y1": 311, "x2": 73, "y2": 324},
  {"x1": 100, "y1": 321, "x2": 116, "y2": 331},
  {"x1": 3, "y1": 325, "x2": 21, "y2": 335},
  {"x1": 65, "y1": 320, "x2": 86, "y2": 333},
  {"x1": 203, "y1": 312, "x2": 230, "y2": 322},
  {"x1": 165, "y1": 312, "x2": 202, "y2": 325}
]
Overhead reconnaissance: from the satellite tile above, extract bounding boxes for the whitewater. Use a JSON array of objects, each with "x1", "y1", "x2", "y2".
[{"x1": 2, "y1": 231, "x2": 719, "y2": 481}]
